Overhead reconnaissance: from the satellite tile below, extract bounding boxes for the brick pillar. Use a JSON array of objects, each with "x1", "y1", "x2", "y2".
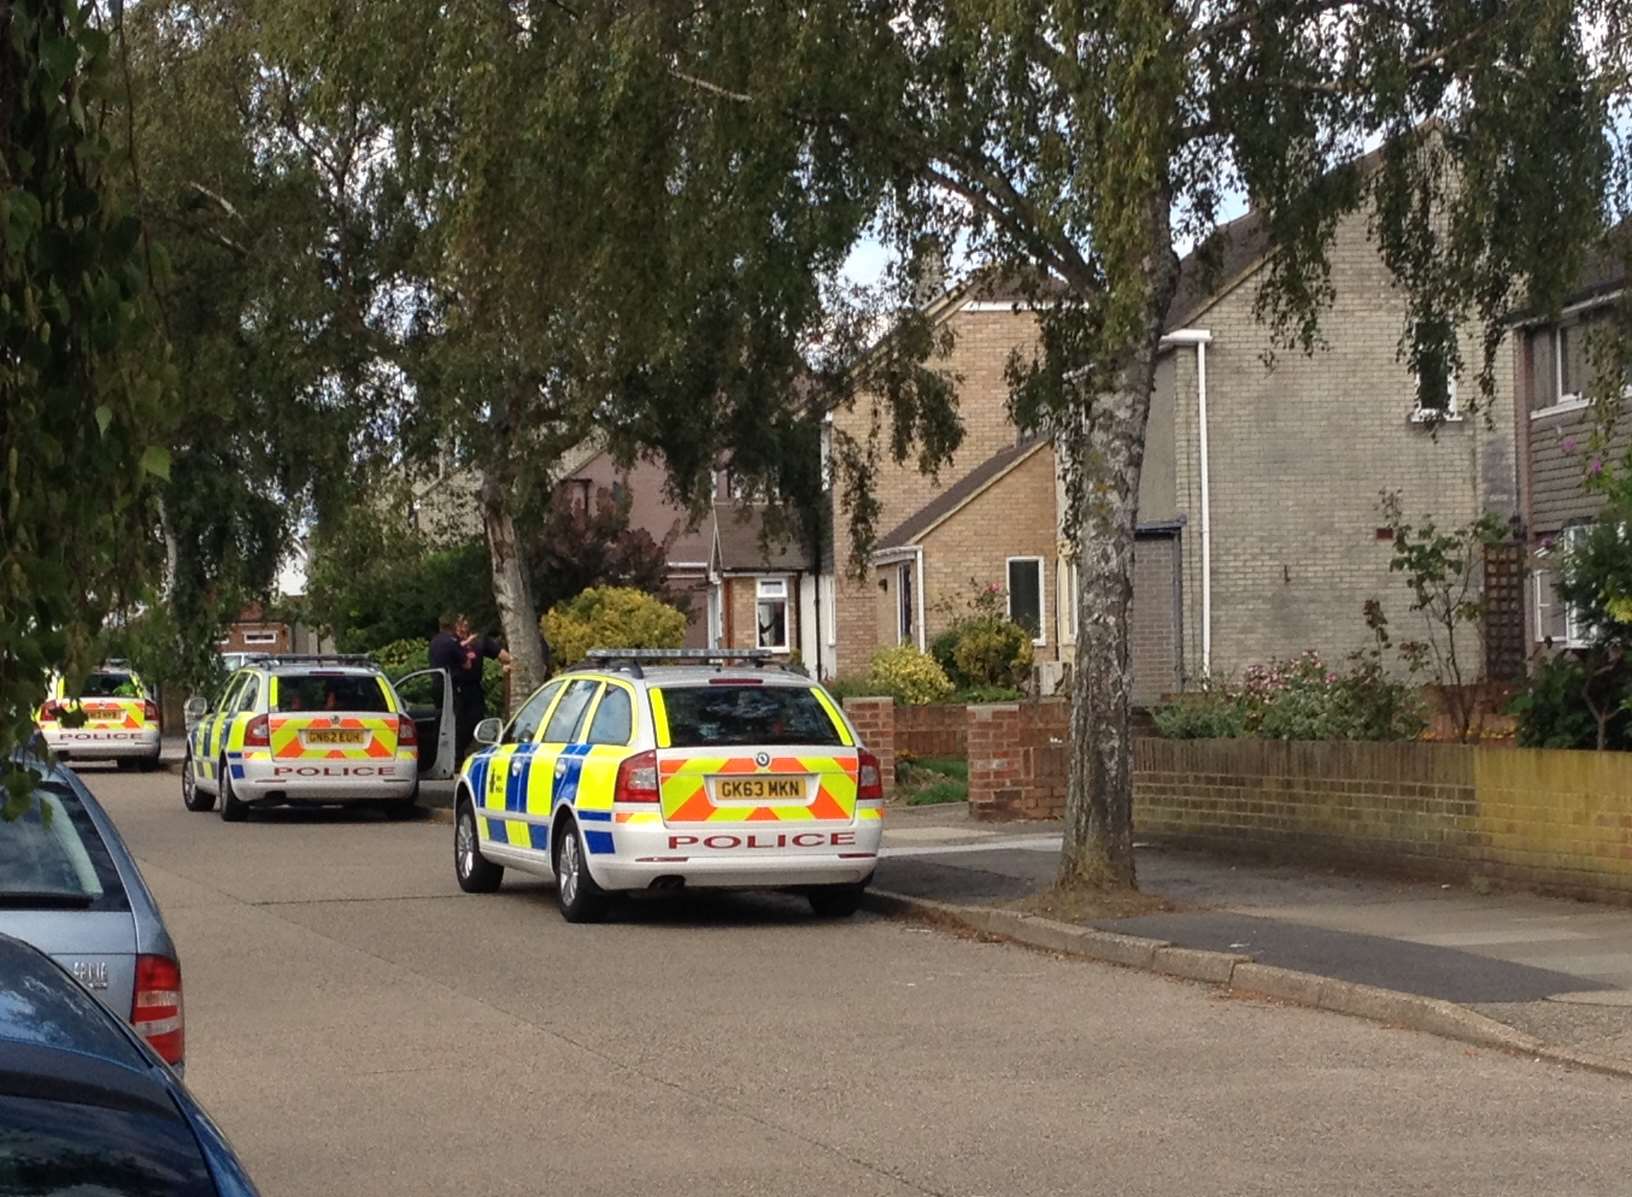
[
  {"x1": 967, "y1": 703, "x2": 1023, "y2": 820},
  {"x1": 842, "y1": 696, "x2": 896, "y2": 801}
]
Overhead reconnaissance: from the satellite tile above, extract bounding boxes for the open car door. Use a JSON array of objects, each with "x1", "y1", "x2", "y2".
[{"x1": 392, "y1": 668, "x2": 458, "y2": 780}]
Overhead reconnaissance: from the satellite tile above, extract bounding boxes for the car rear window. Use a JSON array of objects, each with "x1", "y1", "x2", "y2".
[
  {"x1": 273, "y1": 673, "x2": 391, "y2": 713},
  {"x1": 0, "y1": 785, "x2": 129, "y2": 912},
  {"x1": 657, "y1": 685, "x2": 845, "y2": 748},
  {"x1": 0, "y1": 1095, "x2": 217, "y2": 1196},
  {"x1": 77, "y1": 672, "x2": 140, "y2": 699}
]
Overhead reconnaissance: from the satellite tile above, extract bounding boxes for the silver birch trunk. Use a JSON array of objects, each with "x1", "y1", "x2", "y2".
[
  {"x1": 479, "y1": 467, "x2": 549, "y2": 704},
  {"x1": 1058, "y1": 200, "x2": 1179, "y2": 891}
]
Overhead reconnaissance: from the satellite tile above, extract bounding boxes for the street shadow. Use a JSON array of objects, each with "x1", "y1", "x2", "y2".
[{"x1": 491, "y1": 880, "x2": 838, "y2": 928}]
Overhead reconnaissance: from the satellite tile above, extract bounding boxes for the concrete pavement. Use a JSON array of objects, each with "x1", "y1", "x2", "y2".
[
  {"x1": 69, "y1": 764, "x2": 1632, "y2": 1195},
  {"x1": 878, "y1": 805, "x2": 1632, "y2": 1060}
]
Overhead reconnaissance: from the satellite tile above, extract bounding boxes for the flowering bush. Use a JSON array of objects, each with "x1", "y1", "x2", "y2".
[
  {"x1": 866, "y1": 645, "x2": 955, "y2": 705},
  {"x1": 931, "y1": 579, "x2": 1035, "y2": 690},
  {"x1": 1154, "y1": 649, "x2": 1425, "y2": 742}
]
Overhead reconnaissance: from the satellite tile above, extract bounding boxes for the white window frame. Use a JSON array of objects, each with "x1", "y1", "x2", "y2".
[
  {"x1": 755, "y1": 577, "x2": 789, "y2": 652},
  {"x1": 1006, "y1": 556, "x2": 1047, "y2": 647},
  {"x1": 241, "y1": 630, "x2": 279, "y2": 646},
  {"x1": 1533, "y1": 525, "x2": 1593, "y2": 649},
  {"x1": 1060, "y1": 555, "x2": 1079, "y2": 646},
  {"x1": 1409, "y1": 325, "x2": 1463, "y2": 423},
  {"x1": 821, "y1": 574, "x2": 836, "y2": 648}
]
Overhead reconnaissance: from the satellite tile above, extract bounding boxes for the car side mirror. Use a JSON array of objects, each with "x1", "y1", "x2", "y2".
[
  {"x1": 183, "y1": 696, "x2": 209, "y2": 726},
  {"x1": 473, "y1": 717, "x2": 503, "y2": 748}
]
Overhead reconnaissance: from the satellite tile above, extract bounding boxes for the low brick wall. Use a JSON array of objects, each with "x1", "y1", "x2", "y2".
[
  {"x1": 841, "y1": 697, "x2": 896, "y2": 801},
  {"x1": 895, "y1": 703, "x2": 969, "y2": 759},
  {"x1": 966, "y1": 700, "x2": 1071, "y2": 820}
]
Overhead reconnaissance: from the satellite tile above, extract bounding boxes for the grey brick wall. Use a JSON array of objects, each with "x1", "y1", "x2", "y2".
[{"x1": 1163, "y1": 209, "x2": 1519, "y2": 679}]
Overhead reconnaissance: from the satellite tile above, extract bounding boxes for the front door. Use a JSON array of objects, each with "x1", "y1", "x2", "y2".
[
  {"x1": 392, "y1": 668, "x2": 457, "y2": 780},
  {"x1": 475, "y1": 680, "x2": 563, "y2": 855}
]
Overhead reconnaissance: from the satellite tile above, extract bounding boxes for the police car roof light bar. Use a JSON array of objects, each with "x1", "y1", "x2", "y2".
[
  {"x1": 584, "y1": 647, "x2": 779, "y2": 680},
  {"x1": 243, "y1": 653, "x2": 380, "y2": 670}
]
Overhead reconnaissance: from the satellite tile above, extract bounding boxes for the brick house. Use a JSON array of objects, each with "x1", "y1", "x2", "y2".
[
  {"x1": 1513, "y1": 238, "x2": 1629, "y2": 650},
  {"x1": 831, "y1": 204, "x2": 1521, "y2": 700}
]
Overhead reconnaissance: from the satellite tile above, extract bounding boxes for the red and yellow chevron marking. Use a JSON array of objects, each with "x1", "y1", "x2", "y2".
[
  {"x1": 52, "y1": 700, "x2": 145, "y2": 730},
  {"x1": 658, "y1": 753, "x2": 859, "y2": 824},
  {"x1": 268, "y1": 715, "x2": 396, "y2": 761}
]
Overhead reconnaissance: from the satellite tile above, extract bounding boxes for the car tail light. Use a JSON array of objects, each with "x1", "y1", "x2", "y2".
[
  {"x1": 132, "y1": 954, "x2": 184, "y2": 1067},
  {"x1": 397, "y1": 713, "x2": 418, "y2": 745},
  {"x1": 857, "y1": 749, "x2": 883, "y2": 801},
  {"x1": 142, "y1": 700, "x2": 160, "y2": 723},
  {"x1": 242, "y1": 714, "x2": 270, "y2": 748},
  {"x1": 614, "y1": 749, "x2": 660, "y2": 803}
]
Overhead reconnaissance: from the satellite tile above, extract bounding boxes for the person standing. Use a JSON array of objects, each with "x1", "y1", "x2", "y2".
[{"x1": 452, "y1": 614, "x2": 512, "y2": 763}]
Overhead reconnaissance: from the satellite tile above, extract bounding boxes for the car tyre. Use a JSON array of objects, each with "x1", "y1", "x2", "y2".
[
  {"x1": 181, "y1": 753, "x2": 216, "y2": 813},
  {"x1": 218, "y1": 757, "x2": 248, "y2": 822},
  {"x1": 553, "y1": 818, "x2": 609, "y2": 924},
  {"x1": 138, "y1": 756, "x2": 162, "y2": 773},
  {"x1": 808, "y1": 883, "x2": 867, "y2": 918},
  {"x1": 454, "y1": 799, "x2": 503, "y2": 893}
]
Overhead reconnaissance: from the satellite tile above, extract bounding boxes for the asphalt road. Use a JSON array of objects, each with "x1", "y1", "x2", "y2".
[{"x1": 78, "y1": 766, "x2": 1632, "y2": 1196}]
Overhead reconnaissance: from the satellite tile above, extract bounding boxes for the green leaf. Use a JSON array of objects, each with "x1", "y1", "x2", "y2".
[
  {"x1": 139, "y1": 444, "x2": 171, "y2": 480},
  {"x1": 94, "y1": 404, "x2": 112, "y2": 436}
]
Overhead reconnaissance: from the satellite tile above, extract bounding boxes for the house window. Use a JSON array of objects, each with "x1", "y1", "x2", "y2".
[
  {"x1": 756, "y1": 578, "x2": 789, "y2": 651},
  {"x1": 559, "y1": 478, "x2": 592, "y2": 512},
  {"x1": 897, "y1": 562, "x2": 915, "y2": 646},
  {"x1": 1007, "y1": 557, "x2": 1045, "y2": 644},
  {"x1": 1534, "y1": 524, "x2": 1593, "y2": 648},
  {"x1": 242, "y1": 630, "x2": 279, "y2": 646},
  {"x1": 1532, "y1": 310, "x2": 1628, "y2": 414},
  {"x1": 1409, "y1": 317, "x2": 1461, "y2": 422}
]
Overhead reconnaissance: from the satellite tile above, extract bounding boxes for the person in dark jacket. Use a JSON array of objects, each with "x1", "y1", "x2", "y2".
[{"x1": 452, "y1": 614, "x2": 512, "y2": 763}]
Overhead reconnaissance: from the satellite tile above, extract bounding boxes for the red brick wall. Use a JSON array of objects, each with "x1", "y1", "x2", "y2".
[
  {"x1": 966, "y1": 700, "x2": 1072, "y2": 820},
  {"x1": 895, "y1": 703, "x2": 968, "y2": 759},
  {"x1": 842, "y1": 697, "x2": 895, "y2": 801}
]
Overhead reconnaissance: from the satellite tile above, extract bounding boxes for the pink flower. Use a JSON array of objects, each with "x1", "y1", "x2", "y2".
[
  {"x1": 1590, "y1": 457, "x2": 1605, "y2": 477},
  {"x1": 1561, "y1": 436, "x2": 1578, "y2": 455}
]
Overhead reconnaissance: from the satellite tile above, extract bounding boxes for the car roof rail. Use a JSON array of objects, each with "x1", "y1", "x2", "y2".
[
  {"x1": 582, "y1": 648, "x2": 785, "y2": 680},
  {"x1": 242, "y1": 653, "x2": 380, "y2": 671}
]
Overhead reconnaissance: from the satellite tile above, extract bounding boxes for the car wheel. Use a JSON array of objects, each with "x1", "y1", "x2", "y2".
[
  {"x1": 181, "y1": 753, "x2": 216, "y2": 813},
  {"x1": 218, "y1": 757, "x2": 248, "y2": 822},
  {"x1": 808, "y1": 883, "x2": 867, "y2": 918},
  {"x1": 454, "y1": 799, "x2": 503, "y2": 893},
  {"x1": 116, "y1": 758, "x2": 137, "y2": 772},
  {"x1": 553, "y1": 818, "x2": 608, "y2": 924},
  {"x1": 138, "y1": 756, "x2": 162, "y2": 773}
]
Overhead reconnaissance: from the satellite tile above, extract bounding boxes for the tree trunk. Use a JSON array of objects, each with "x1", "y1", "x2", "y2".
[
  {"x1": 1057, "y1": 203, "x2": 1179, "y2": 892},
  {"x1": 479, "y1": 467, "x2": 550, "y2": 704}
]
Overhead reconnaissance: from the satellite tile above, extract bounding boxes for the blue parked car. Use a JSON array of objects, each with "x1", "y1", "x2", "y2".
[
  {"x1": 0, "y1": 932, "x2": 260, "y2": 1195},
  {"x1": 0, "y1": 749, "x2": 185, "y2": 1070}
]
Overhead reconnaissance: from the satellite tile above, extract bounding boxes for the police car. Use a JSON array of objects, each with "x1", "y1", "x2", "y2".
[
  {"x1": 452, "y1": 649, "x2": 885, "y2": 922},
  {"x1": 36, "y1": 662, "x2": 163, "y2": 770},
  {"x1": 180, "y1": 654, "x2": 461, "y2": 821}
]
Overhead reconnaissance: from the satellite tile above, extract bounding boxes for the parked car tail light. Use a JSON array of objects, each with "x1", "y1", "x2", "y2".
[
  {"x1": 614, "y1": 750, "x2": 660, "y2": 803},
  {"x1": 856, "y1": 750, "x2": 884, "y2": 801},
  {"x1": 143, "y1": 699, "x2": 160, "y2": 723},
  {"x1": 242, "y1": 714, "x2": 270, "y2": 748},
  {"x1": 132, "y1": 954, "x2": 184, "y2": 1066},
  {"x1": 397, "y1": 713, "x2": 418, "y2": 745}
]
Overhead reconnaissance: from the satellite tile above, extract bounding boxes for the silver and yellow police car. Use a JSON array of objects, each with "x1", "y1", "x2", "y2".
[
  {"x1": 35, "y1": 663, "x2": 163, "y2": 770},
  {"x1": 180, "y1": 654, "x2": 438, "y2": 821},
  {"x1": 452, "y1": 649, "x2": 885, "y2": 922}
]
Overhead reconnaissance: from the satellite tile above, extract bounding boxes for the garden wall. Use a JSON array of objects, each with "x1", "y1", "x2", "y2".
[{"x1": 894, "y1": 703, "x2": 970, "y2": 759}]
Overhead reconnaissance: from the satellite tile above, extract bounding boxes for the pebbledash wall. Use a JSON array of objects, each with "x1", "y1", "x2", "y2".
[{"x1": 847, "y1": 697, "x2": 1632, "y2": 906}]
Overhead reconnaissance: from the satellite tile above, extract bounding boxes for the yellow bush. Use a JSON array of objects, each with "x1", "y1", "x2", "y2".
[
  {"x1": 543, "y1": 586, "x2": 687, "y2": 666},
  {"x1": 866, "y1": 644, "x2": 954, "y2": 705}
]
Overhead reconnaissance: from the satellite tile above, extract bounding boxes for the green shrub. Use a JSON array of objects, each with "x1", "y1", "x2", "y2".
[
  {"x1": 951, "y1": 619, "x2": 1034, "y2": 689},
  {"x1": 371, "y1": 637, "x2": 505, "y2": 714},
  {"x1": 951, "y1": 685, "x2": 1026, "y2": 704},
  {"x1": 543, "y1": 586, "x2": 687, "y2": 666},
  {"x1": 1152, "y1": 691, "x2": 1249, "y2": 739},
  {"x1": 866, "y1": 645, "x2": 954, "y2": 705},
  {"x1": 825, "y1": 675, "x2": 892, "y2": 702},
  {"x1": 929, "y1": 628, "x2": 961, "y2": 679},
  {"x1": 1508, "y1": 653, "x2": 1632, "y2": 750}
]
